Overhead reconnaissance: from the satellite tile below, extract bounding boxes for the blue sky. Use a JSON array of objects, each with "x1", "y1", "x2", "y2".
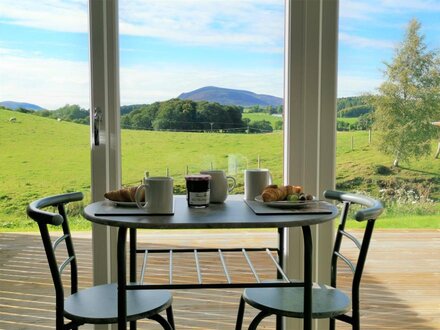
[{"x1": 1, "y1": 0, "x2": 439, "y2": 109}]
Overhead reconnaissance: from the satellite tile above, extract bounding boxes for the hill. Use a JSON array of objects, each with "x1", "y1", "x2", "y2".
[
  {"x1": 178, "y1": 86, "x2": 283, "y2": 107},
  {"x1": 0, "y1": 101, "x2": 44, "y2": 111}
]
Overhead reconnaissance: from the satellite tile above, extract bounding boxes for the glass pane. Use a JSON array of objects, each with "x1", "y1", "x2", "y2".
[
  {"x1": 119, "y1": 1, "x2": 285, "y2": 195},
  {"x1": 0, "y1": 1, "x2": 90, "y2": 230},
  {"x1": 337, "y1": 0, "x2": 440, "y2": 226}
]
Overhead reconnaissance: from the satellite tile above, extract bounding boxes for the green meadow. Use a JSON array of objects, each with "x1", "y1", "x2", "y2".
[
  {"x1": 242, "y1": 112, "x2": 283, "y2": 128},
  {"x1": 337, "y1": 117, "x2": 358, "y2": 125},
  {"x1": 1, "y1": 108, "x2": 438, "y2": 230}
]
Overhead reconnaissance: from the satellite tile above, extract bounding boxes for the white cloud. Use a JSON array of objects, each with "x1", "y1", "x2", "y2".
[
  {"x1": 119, "y1": 0, "x2": 284, "y2": 52},
  {"x1": 339, "y1": 0, "x2": 383, "y2": 20},
  {"x1": 0, "y1": 51, "x2": 283, "y2": 109},
  {"x1": 119, "y1": 63, "x2": 283, "y2": 105},
  {"x1": 379, "y1": 0, "x2": 440, "y2": 12},
  {"x1": 339, "y1": 32, "x2": 395, "y2": 49},
  {"x1": 0, "y1": 0, "x2": 284, "y2": 53},
  {"x1": 338, "y1": 74, "x2": 383, "y2": 97},
  {"x1": 0, "y1": 0, "x2": 88, "y2": 33},
  {"x1": 0, "y1": 47, "x2": 24, "y2": 55},
  {"x1": 340, "y1": 0, "x2": 440, "y2": 20},
  {"x1": 0, "y1": 54, "x2": 90, "y2": 109}
]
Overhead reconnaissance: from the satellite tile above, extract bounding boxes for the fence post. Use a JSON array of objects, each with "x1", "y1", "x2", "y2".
[
  {"x1": 368, "y1": 129, "x2": 371, "y2": 145},
  {"x1": 351, "y1": 135, "x2": 354, "y2": 151}
]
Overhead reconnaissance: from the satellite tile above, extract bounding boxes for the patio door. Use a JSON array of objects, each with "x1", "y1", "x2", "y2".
[{"x1": 88, "y1": 1, "x2": 338, "y2": 329}]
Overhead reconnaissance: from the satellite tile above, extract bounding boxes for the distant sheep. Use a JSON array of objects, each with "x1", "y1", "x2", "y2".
[
  {"x1": 57, "y1": 118, "x2": 62, "y2": 122},
  {"x1": 9, "y1": 117, "x2": 17, "y2": 123}
]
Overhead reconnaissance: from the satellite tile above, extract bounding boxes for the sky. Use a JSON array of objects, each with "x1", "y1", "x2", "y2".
[{"x1": 0, "y1": 0, "x2": 439, "y2": 110}]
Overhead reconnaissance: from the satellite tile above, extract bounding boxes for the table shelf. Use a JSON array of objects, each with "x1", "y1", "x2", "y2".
[{"x1": 128, "y1": 247, "x2": 303, "y2": 290}]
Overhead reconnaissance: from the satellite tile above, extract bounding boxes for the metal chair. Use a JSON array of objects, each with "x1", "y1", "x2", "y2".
[
  {"x1": 235, "y1": 190, "x2": 384, "y2": 330},
  {"x1": 27, "y1": 192, "x2": 175, "y2": 329}
]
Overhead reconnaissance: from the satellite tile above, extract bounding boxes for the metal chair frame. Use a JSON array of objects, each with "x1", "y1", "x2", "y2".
[
  {"x1": 235, "y1": 190, "x2": 384, "y2": 330},
  {"x1": 27, "y1": 192, "x2": 175, "y2": 330}
]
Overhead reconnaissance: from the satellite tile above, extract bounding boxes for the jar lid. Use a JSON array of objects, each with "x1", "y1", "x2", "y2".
[{"x1": 185, "y1": 174, "x2": 211, "y2": 181}]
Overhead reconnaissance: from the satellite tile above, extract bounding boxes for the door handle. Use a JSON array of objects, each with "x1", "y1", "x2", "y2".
[{"x1": 93, "y1": 107, "x2": 103, "y2": 146}]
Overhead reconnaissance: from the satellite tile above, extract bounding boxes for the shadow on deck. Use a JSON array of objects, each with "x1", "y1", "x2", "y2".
[{"x1": 0, "y1": 229, "x2": 439, "y2": 329}]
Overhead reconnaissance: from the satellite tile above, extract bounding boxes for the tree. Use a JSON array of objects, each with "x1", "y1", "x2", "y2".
[
  {"x1": 372, "y1": 19, "x2": 440, "y2": 166},
  {"x1": 249, "y1": 120, "x2": 273, "y2": 133},
  {"x1": 336, "y1": 120, "x2": 349, "y2": 131},
  {"x1": 357, "y1": 113, "x2": 374, "y2": 130}
]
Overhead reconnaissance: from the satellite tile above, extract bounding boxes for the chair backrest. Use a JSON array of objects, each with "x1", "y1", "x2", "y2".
[
  {"x1": 324, "y1": 190, "x2": 383, "y2": 323},
  {"x1": 26, "y1": 192, "x2": 84, "y2": 323}
]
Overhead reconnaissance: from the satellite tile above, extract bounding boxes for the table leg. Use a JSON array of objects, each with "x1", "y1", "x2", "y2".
[
  {"x1": 118, "y1": 227, "x2": 128, "y2": 329},
  {"x1": 129, "y1": 228, "x2": 137, "y2": 330},
  {"x1": 130, "y1": 228, "x2": 137, "y2": 281},
  {"x1": 302, "y1": 226, "x2": 312, "y2": 330},
  {"x1": 276, "y1": 227, "x2": 285, "y2": 330},
  {"x1": 277, "y1": 228, "x2": 285, "y2": 274}
]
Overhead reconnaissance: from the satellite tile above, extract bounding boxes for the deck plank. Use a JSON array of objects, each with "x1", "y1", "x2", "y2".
[{"x1": 0, "y1": 229, "x2": 439, "y2": 329}]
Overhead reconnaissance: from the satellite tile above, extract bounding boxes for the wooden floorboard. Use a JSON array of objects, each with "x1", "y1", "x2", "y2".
[{"x1": 0, "y1": 229, "x2": 439, "y2": 329}]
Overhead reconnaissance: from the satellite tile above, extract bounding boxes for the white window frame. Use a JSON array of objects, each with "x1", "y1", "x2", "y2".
[
  {"x1": 284, "y1": 0, "x2": 338, "y2": 328},
  {"x1": 89, "y1": 1, "x2": 120, "y2": 328},
  {"x1": 88, "y1": 1, "x2": 338, "y2": 329}
]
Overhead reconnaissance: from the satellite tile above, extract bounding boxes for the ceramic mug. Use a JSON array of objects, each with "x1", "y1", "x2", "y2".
[
  {"x1": 200, "y1": 170, "x2": 236, "y2": 203},
  {"x1": 244, "y1": 169, "x2": 272, "y2": 201},
  {"x1": 135, "y1": 176, "x2": 174, "y2": 214}
]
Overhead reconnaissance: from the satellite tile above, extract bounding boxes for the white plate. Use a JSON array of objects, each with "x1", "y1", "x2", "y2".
[
  {"x1": 254, "y1": 195, "x2": 318, "y2": 209},
  {"x1": 112, "y1": 201, "x2": 138, "y2": 207}
]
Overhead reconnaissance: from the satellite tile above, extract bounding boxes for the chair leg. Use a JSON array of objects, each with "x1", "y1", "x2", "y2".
[
  {"x1": 149, "y1": 314, "x2": 174, "y2": 330},
  {"x1": 276, "y1": 315, "x2": 282, "y2": 330},
  {"x1": 166, "y1": 305, "x2": 175, "y2": 329},
  {"x1": 249, "y1": 311, "x2": 272, "y2": 330},
  {"x1": 352, "y1": 318, "x2": 360, "y2": 330},
  {"x1": 235, "y1": 296, "x2": 246, "y2": 330},
  {"x1": 64, "y1": 320, "x2": 82, "y2": 330},
  {"x1": 352, "y1": 308, "x2": 360, "y2": 330}
]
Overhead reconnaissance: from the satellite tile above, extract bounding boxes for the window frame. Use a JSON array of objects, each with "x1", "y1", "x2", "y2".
[{"x1": 89, "y1": 1, "x2": 338, "y2": 329}]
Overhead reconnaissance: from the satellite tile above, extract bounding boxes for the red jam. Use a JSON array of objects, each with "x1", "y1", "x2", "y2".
[{"x1": 185, "y1": 175, "x2": 211, "y2": 208}]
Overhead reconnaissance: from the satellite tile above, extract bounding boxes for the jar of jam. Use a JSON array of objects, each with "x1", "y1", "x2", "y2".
[{"x1": 185, "y1": 174, "x2": 211, "y2": 208}]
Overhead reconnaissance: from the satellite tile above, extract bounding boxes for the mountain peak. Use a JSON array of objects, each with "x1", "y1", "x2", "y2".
[
  {"x1": 178, "y1": 86, "x2": 282, "y2": 107},
  {"x1": 0, "y1": 101, "x2": 44, "y2": 111}
]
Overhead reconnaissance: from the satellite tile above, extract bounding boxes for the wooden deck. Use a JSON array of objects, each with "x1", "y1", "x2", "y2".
[{"x1": 0, "y1": 229, "x2": 439, "y2": 329}]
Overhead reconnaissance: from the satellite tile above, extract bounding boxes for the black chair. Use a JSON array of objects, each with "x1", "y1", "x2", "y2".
[
  {"x1": 27, "y1": 192, "x2": 175, "y2": 329},
  {"x1": 235, "y1": 190, "x2": 384, "y2": 330}
]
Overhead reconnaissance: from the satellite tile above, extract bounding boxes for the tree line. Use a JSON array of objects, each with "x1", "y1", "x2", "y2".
[
  {"x1": 13, "y1": 95, "x2": 375, "y2": 133},
  {"x1": 120, "y1": 98, "x2": 273, "y2": 133},
  {"x1": 26, "y1": 99, "x2": 274, "y2": 133}
]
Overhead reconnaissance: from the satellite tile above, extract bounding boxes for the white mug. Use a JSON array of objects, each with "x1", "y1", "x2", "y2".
[
  {"x1": 200, "y1": 170, "x2": 236, "y2": 203},
  {"x1": 244, "y1": 169, "x2": 272, "y2": 201},
  {"x1": 135, "y1": 176, "x2": 174, "y2": 214}
]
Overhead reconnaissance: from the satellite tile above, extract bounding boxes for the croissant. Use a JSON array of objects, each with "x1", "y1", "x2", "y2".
[
  {"x1": 104, "y1": 186, "x2": 144, "y2": 202},
  {"x1": 262, "y1": 186, "x2": 287, "y2": 202},
  {"x1": 261, "y1": 185, "x2": 303, "y2": 202}
]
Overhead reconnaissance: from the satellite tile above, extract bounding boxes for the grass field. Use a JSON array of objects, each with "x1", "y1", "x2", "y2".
[
  {"x1": 337, "y1": 117, "x2": 358, "y2": 125},
  {"x1": 242, "y1": 112, "x2": 283, "y2": 128},
  {"x1": 1, "y1": 108, "x2": 438, "y2": 230}
]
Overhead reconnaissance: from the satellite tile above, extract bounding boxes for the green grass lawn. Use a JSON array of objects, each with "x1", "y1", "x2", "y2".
[
  {"x1": 1, "y1": 109, "x2": 438, "y2": 230},
  {"x1": 347, "y1": 214, "x2": 439, "y2": 229},
  {"x1": 337, "y1": 117, "x2": 358, "y2": 125}
]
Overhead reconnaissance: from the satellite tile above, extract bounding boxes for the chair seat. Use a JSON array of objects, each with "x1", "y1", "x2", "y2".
[
  {"x1": 243, "y1": 283, "x2": 351, "y2": 319},
  {"x1": 64, "y1": 283, "x2": 172, "y2": 324}
]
